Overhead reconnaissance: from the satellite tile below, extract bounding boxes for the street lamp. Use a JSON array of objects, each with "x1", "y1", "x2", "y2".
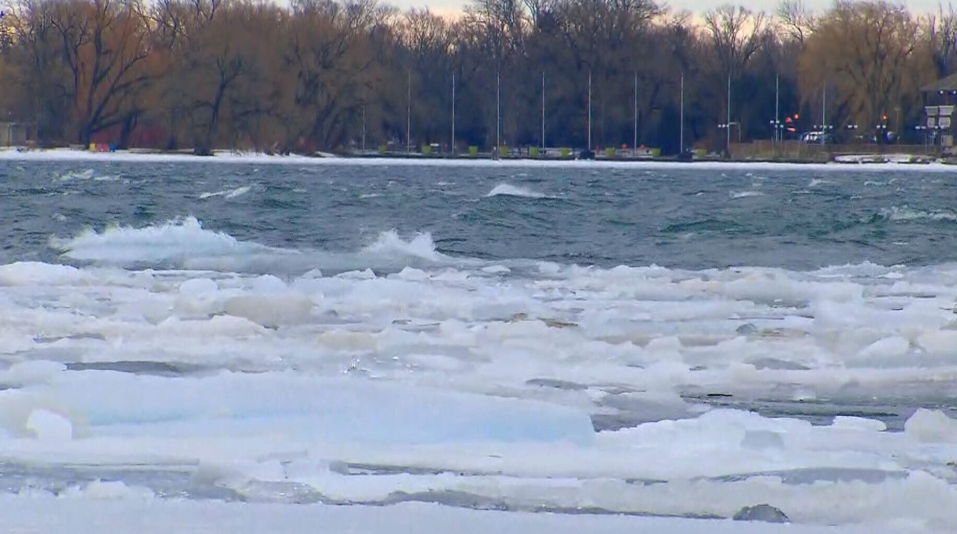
[
  {"x1": 718, "y1": 121, "x2": 741, "y2": 156},
  {"x1": 915, "y1": 125, "x2": 929, "y2": 147},
  {"x1": 875, "y1": 115, "x2": 889, "y2": 143},
  {"x1": 769, "y1": 119, "x2": 784, "y2": 143},
  {"x1": 845, "y1": 124, "x2": 858, "y2": 143}
]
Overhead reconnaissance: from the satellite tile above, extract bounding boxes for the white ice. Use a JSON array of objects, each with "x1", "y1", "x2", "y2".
[
  {"x1": 0, "y1": 498, "x2": 915, "y2": 534},
  {"x1": 3, "y1": 216, "x2": 957, "y2": 532},
  {"x1": 0, "y1": 146, "x2": 955, "y2": 172}
]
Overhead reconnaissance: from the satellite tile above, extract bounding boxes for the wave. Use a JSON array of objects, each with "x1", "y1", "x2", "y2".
[
  {"x1": 362, "y1": 229, "x2": 441, "y2": 261},
  {"x1": 660, "y1": 218, "x2": 741, "y2": 234},
  {"x1": 57, "y1": 169, "x2": 95, "y2": 181},
  {"x1": 729, "y1": 191, "x2": 764, "y2": 199},
  {"x1": 49, "y1": 216, "x2": 458, "y2": 275},
  {"x1": 199, "y1": 185, "x2": 252, "y2": 199},
  {"x1": 877, "y1": 206, "x2": 957, "y2": 223},
  {"x1": 486, "y1": 184, "x2": 549, "y2": 199},
  {"x1": 50, "y1": 216, "x2": 287, "y2": 265}
]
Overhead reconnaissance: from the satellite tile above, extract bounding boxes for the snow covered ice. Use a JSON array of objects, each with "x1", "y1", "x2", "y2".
[{"x1": 2, "y1": 157, "x2": 957, "y2": 532}]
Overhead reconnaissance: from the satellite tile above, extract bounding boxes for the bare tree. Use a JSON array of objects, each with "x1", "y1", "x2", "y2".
[
  {"x1": 799, "y1": 0, "x2": 935, "y2": 137},
  {"x1": 777, "y1": 0, "x2": 815, "y2": 44},
  {"x1": 924, "y1": 2, "x2": 957, "y2": 75},
  {"x1": 704, "y1": 4, "x2": 769, "y2": 77}
]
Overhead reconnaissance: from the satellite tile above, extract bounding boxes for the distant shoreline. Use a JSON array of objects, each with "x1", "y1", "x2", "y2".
[{"x1": 0, "y1": 147, "x2": 953, "y2": 171}]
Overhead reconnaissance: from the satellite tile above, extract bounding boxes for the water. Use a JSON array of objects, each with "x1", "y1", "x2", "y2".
[
  {"x1": 3, "y1": 158, "x2": 957, "y2": 531},
  {"x1": 4, "y1": 162, "x2": 957, "y2": 270}
]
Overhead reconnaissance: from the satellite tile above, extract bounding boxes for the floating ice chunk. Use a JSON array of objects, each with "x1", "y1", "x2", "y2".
[
  {"x1": 179, "y1": 278, "x2": 218, "y2": 295},
  {"x1": 195, "y1": 458, "x2": 287, "y2": 488},
  {"x1": 62, "y1": 480, "x2": 154, "y2": 501},
  {"x1": 916, "y1": 331, "x2": 957, "y2": 355},
  {"x1": 0, "y1": 261, "x2": 89, "y2": 286},
  {"x1": 223, "y1": 294, "x2": 314, "y2": 328},
  {"x1": 481, "y1": 265, "x2": 511, "y2": 274},
  {"x1": 299, "y1": 268, "x2": 323, "y2": 279},
  {"x1": 0, "y1": 360, "x2": 66, "y2": 386},
  {"x1": 537, "y1": 261, "x2": 561, "y2": 274},
  {"x1": 252, "y1": 274, "x2": 287, "y2": 293},
  {"x1": 26, "y1": 408, "x2": 73, "y2": 441},
  {"x1": 733, "y1": 503, "x2": 789, "y2": 523},
  {"x1": 395, "y1": 267, "x2": 429, "y2": 281},
  {"x1": 741, "y1": 430, "x2": 785, "y2": 450},
  {"x1": 904, "y1": 409, "x2": 957, "y2": 443},
  {"x1": 156, "y1": 315, "x2": 266, "y2": 337},
  {"x1": 174, "y1": 278, "x2": 223, "y2": 317},
  {"x1": 0, "y1": 392, "x2": 85, "y2": 439},
  {"x1": 337, "y1": 269, "x2": 376, "y2": 280},
  {"x1": 316, "y1": 330, "x2": 378, "y2": 351},
  {"x1": 832, "y1": 416, "x2": 887, "y2": 432},
  {"x1": 858, "y1": 336, "x2": 910, "y2": 359},
  {"x1": 646, "y1": 336, "x2": 682, "y2": 353},
  {"x1": 33, "y1": 373, "x2": 596, "y2": 446}
]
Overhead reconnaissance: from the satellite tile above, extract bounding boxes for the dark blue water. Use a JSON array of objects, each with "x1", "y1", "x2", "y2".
[{"x1": 3, "y1": 161, "x2": 957, "y2": 270}]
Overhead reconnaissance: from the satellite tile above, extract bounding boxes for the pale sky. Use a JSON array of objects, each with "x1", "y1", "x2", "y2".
[
  {"x1": 394, "y1": 0, "x2": 945, "y2": 17},
  {"x1": 663, "y1": 0, "x2": 940, "y2": 12}
]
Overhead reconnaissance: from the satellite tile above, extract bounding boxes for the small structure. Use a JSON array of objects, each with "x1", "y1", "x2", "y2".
[
  {"x1": 920, "y1": 73, "x2": 957, "y2": 148},
  {"x1": 0, "y1": 122, "x2": 35, "y2": 147}
]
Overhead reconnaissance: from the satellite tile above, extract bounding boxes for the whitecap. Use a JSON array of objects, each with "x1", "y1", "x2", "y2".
[
  {"x1": 199, "y1": 185, "x2": 252, "y2": 199},
  {"x1": 486, "y1": 184, "x2": 549, "y2": 199},
  {"x1": 729, "y1": 191, "x2": 764, "y2": 199}
]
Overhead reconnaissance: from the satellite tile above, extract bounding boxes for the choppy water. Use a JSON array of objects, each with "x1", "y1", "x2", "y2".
[
  {"x1": 3, "y1": 161, "x2": 957, "y2": 270},
  {"x1": 4, "y1": 158, "x2": 957, "y2": 530}
]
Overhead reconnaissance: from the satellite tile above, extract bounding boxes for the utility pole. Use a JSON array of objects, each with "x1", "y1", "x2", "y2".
[
  {"x1": 726, "y1": 73, "x2": 732, "y2": 156},
  {"x1": 821, "y1": 84, "x2": 827, "y2": 144},
  {"x1": 541, "y1": 71, "x2": 546, "y2": 149},
  {"x1": 496, "y1": 70, "x2": 501, "y2": 153},
  {"x1": 587, "y1": 70, "x2": 592, "y2": 151},
  {"x1": 634, "y1": 71, "x2": 639, "y2": 152},
  {"x1": 679, "y1": 74, "x2": 685, "y2": 154},
  {"x1": 451, "y1": 71, "x2": 455, "y2": 154},
  {"x1": 406, "y1": 71, "x2": 411, "y2": 154},
  {"x1": 775, "y1": 73, "x2": 780, "y2": 144}
]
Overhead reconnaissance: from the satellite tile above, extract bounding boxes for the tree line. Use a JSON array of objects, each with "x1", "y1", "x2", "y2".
[{"x1": 0, "y1": 0, "x2": 953, "y2": 154}]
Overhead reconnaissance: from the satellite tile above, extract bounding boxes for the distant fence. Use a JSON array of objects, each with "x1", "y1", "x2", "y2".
[
  {"x1": 0, "y1": 122, "x2": 35, "y2": 146},
  {"x1": 730, "y1": 141, "x2": 941, "y2": 160}
]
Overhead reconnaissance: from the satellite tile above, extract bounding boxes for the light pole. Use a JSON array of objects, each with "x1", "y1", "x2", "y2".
[
  {"x1": 774, "y1": 73, "x2": 780, "y2": 144},
  {"x1": 496, "y1": 70, "x2": 500, "y2": 155},
  {"x1": 679, "y1": 74, "x2": 685, "y2": 154},
  {"x1": 726, "y1": 74, "x2": 732, "y2": 156},
  {"x1": 915, "y1": 125, "x2": 928, "y2": 148},
  {"x1": 406, "y1": 71, "x2": 411, "y2": 154},
  {"x1": 845, "y1": 124, "x2": 858, "y2": 145},
  {"x1": 587, "y1": 70, "x2": 592, "y2": 152},
  {"x1": 633, "y1": 71, "x2": 638, "y2": 154},
  {"x1": 769, "y1": 119, "x2": 783, "y2": 144},
  {"x1": 876, "y1": 115, "x2": 889, "y2": 144},
  {"x1": 820, "y1": 85, "x2": 827, "y2": 140},
  {"x1": 718, "y1": 121, "x2": 741, "y2": 153},
  {"x1": 451, "y1": 71, "x2": 455, "y2": 154}
]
